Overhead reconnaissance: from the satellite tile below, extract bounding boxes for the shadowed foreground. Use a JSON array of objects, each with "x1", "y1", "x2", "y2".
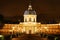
[{"x1": 12, "y1": 34, "x2": 48, "y2": 40}]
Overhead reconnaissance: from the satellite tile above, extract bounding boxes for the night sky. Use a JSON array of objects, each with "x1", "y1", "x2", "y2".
[{"x1": 0, "y1": 0, "x2": 60, "y2": 19}]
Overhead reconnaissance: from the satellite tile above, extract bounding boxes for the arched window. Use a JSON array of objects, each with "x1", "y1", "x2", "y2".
[
  {"x1": 34, "y1": 18, "x2": 35, "y2": 22},
  {"x1": 29, "y1": 18, "x2": 31, "y2": 22},
  {"x1": 25, "y1": 18, "x2": 27, "y2": 22}
]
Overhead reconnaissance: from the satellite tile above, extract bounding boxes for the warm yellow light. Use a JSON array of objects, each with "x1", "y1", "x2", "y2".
[
  {"x1": 33, "y1": 23, "x2": 36, "y2": 24},
  {"x1": 38, "y1": 23, "x2": 41, "y2": 24},
  {"x1": 59, "y1": 23, "x2": 60, "y2": 25},
  {"x1": 0, "y1": 35, "x2": 3, "y2": 37},
  {"x1": 24, "y1": 22, "x2": 27, "y2": 24},
  {"x1": 44, "y1": 27, "x2": 47, "y2": 29},
  {"x1": 40, "y1": 29, "x2": 42, "y2": 30},
  {"x1": 35, "y1": 27, "x2": 37, "y2": 32},
  {"x1": 23, "y1": 27, "x2": 25, "y2": 32},
  {"x1": 44, "y1": 27, "x2": 48, "y2": 31},
  {"x1": 9, "y1": 30, "x2": 12, "y2": 32},
  {"x1": 12, "y1": 27, "x2": 15, "y2": 30}
]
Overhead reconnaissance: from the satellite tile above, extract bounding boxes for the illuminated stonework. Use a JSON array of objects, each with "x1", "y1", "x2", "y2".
[{"x1": 1, "y1": 4, "x2": 60, "y2": 35}]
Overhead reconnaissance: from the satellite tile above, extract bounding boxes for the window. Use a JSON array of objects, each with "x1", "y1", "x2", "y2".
[
  {"x1": 34, "y1": 18, "x2": 35, "y2": 22},
  {"x1": 29, "y1": 18, "x2": 31, "y2": 22},
  {"x1": 25, "y1": 19, "x2": 27, "y2": 22}
]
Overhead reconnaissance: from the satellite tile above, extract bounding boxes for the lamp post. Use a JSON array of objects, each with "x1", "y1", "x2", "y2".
[
  {"x1": 9, "y1": 30, "x2": 13, "y2": 38},
  {"x1": 0, "y1": 35, "x2": 4, "y2": 40},
  {"x1": 54, "y1": 37, "x2": 58, "y2": 40},
  {"x1": 9, "y1": 27, "x2": 15, "y2": 38},
  {"x1": 17, "y1": 27, "x2": 20, "y2": 37}
]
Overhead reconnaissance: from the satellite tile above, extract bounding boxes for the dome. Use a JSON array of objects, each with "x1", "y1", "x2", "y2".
[
  {"x1": 24, "y1": 10, "x2": 36, "y2": 15},
  {"x1": 24, "y1": 4, "x2": 36, "y2": 15}
]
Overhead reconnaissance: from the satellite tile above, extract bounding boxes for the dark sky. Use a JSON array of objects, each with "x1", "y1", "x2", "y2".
[{"x1": 0, "y1": 0, "x2": 60, "y2": 18}]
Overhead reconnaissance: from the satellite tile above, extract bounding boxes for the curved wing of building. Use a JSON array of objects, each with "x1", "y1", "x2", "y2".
[{"x1": 0, "y1": 4, "x2": 60, "y2": 35}]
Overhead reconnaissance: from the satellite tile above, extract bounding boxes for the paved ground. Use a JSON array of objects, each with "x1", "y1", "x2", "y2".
[{"x1": 12, "y1": 34, "x2": 48, "y2": 40}]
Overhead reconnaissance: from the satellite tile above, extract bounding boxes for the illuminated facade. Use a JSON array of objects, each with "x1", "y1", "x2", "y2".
[
  {"x1": 0, "y1": 4, "x2": 60, "y2": 35},
  {"x1": 23, "y1": 4, "x2": 38, "y2": 34}
]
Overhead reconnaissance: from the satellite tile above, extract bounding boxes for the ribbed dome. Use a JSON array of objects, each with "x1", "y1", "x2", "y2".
[
  {"x1": 24, "y1": 4, "x2": 36, "y2": 15},
  {"x1": 24, "y1": 10, "x2": 36, "y2": 15}
]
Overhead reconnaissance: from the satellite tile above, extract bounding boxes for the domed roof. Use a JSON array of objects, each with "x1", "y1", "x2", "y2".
[{"x1": 24, "y1": 4, "x2": 36, "y2": 15}]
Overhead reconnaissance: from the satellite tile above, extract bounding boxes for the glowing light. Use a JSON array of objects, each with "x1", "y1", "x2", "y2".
[
  {"x1": 38, "y1": 23, "x2": 41, "y2": 24},
  {"x1": 59, "y1": 23, "x2": 60, "y2": 25},
  {"x1": 44, "y1": 27, "x2": 48, "y2": 31},
  {"x1": 24, "y1": 22, "x2": 27, "y2": 24},
  {"x1": 40, "y1": 29, "x2": 42, "y2": 30},
  {"x1": 29, "y1": 5, "x2": 32, "y2": 8},
  {"x1": 23, "y1": 27, "x2": 25, "y2": 32},
  {"x1": 35, "y1": 27, "x2": 37, "y2": 32},
  {"x1": 9, "y1": 30, "x2": 12, "y2": 32},
  {"x1": 12, "y1": 27, "x2": 15, "y2": 30},
  {"x1": 33, "y1": 23, "x2": 36, "y2": 24},
  {"x1": 44, "y1": 27, "x2": 47, "y2": 29},
  {"x1": 0, "y1": 35, "x2": 3, "y2": 37}
]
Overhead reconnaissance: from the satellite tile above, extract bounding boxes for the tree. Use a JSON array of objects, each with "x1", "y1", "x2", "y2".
[{"x1": 0, "y1": 14, "x2": 4, "y2": 29}]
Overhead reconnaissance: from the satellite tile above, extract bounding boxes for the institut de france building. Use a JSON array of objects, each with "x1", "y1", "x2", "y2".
[{"x1": 0, "y1": 4, "x2": 60, "y2": 35}]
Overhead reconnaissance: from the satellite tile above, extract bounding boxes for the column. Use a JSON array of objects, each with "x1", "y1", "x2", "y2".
[
  {"x1": 35, "y1": 27, "x2": 37, "y2": 33},
  {"x1": 22, "y1": 26, "x2": 25, "y2": 33}
]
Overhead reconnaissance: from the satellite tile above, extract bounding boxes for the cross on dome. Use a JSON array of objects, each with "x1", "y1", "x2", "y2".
[{"x1": 28, "y1": 4, "x2": 32, "y2": 10}]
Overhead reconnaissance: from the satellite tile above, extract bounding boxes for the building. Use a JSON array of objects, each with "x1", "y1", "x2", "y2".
[{"x1": 0, "y1": 4, "x2": 60, "y2": 35}]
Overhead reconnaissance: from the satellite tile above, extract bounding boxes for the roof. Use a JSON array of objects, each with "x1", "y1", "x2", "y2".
[{"x1": 24, "y1": 4, "x2": 36, "y2": 15}]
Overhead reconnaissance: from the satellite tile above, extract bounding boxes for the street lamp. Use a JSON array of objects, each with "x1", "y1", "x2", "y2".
[
  {"x1": 17, "y1": 27, "x2": 20, "y2": 37},
  {"x1": 9, "y1": 27, "x2": 15, "y2": 38},
  {"x1": 54, "y1": 37, "x2": 58, "y2": 40},
  {"x1": 0, "y1": 35, "x2": 4, "y2": 40},
  {"x1": 9, "y1": 30, "x2": 13, "y2": 38}
]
